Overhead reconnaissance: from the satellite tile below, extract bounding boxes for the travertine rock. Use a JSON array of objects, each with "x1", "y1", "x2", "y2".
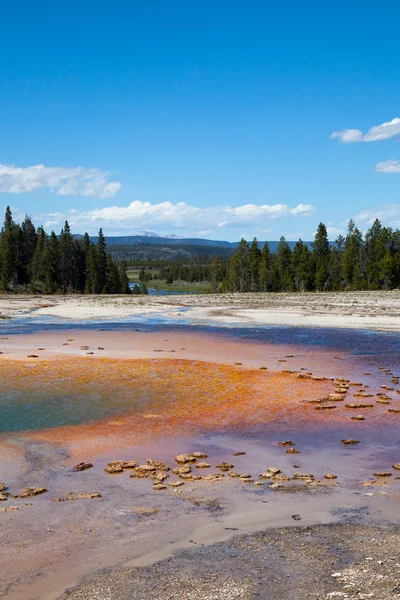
[
  {"x1": 175, "y1": 454, "x2": 196, "y2": 464},
  {"x1": 172, "y1": 465, "x2": 191, "y2": 475},
  {"x1": 216, "y1": 462, "x2": 234, "y2": 471},
  {"x1": 191, "y1": 452, "x2": 208, "y2": 459},
  {"x1": 75, "y1": 462, "x2": 93, "y2": 471},
  {"x1": 14, "y1": 487, "x2": 47, "y2": 498}
]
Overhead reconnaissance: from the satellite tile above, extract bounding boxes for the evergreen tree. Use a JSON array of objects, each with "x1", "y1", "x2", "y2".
[
  {"x1": 248, "y1": 238, "x2": 261, "y2": 291},
  {"x1": 31, "y1": 226, "x2": 47, "y2": 286},
  {"x1": 118, "y1": 262, "x2": 130, "y2": 294},
  {"x1": 343, "y1": 220, "x2": 363, "y2": 289},
  {"x1": 59, "y1": 221, "x2": 75, "y2": 293},
  {"x1": 313, "y1": 223, "x2": 331, "y2": 291},
  {"x1": 139, "y1": 267, "x2": 146, "y2": 283},
  {"x1": 95, "y1": 228, "x2": 107, "y2": 293},
  {"x1": 258, "y1": 242, "x2": 271, "y2": 292},
  {"x1": 209, "y1": 256, "x2": 223, "y2": 292},
  {"x1": 330, "y1": 246, "x2": 343, "y2": 290},
  {"x1": 392, "y1": 230, "x2": 400, "y2": 289},
  {"x1": 276, "y1": 236, "x2": 293, "y2": 291},
  {"x1": 228, "y1": 238, "x2": 250, "y2": 292},
  {"x1": 292, "y1": 240, "x2": 312, "y2": 292},
  {"x1": 364, "y1": 219, "x2": 390, "y2": 289},
  {"x1": 83, "y1": 235, "x2": 97, "y2": 294},
  {"x1": 335, "y1": 234, "x2": 345, "y2": 250},
  {"x1": 42, "y1": 232, "x2": 60, "y2": 293},
  {"x1": 18, "y1": 215, "x2": 37, "y2": 285},
  {"x1": 0, "y1": 206, "x2": 18, "y2": 290},
  {"x1": 104, "y1": 254, "x2": 120, "y2": 293},
  {"x1": 379, "y1": 249, "x2": 393, "y2": 290}
]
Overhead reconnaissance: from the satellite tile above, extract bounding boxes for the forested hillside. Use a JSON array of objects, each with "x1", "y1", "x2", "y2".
[{"x1": 107, "y1": 243, "x2": 234, "y2": 262}]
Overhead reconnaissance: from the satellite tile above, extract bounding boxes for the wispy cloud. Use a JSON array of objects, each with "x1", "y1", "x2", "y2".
[
  {"x1": 353, "y1": 204, "x2": 400, "y2": 228},
  {"x1": 0, "y1": 164, "x2": 121, "y2": 198},
  {"x1": 375, "y1": 159, "x2": 400, "y2": 173},
  {"x1": 326, "y1": 226, "x2": 344, "y2": 237},
  {"x1": 285, "y1": 232, "x2": 305, "y2": 241},
  {"x1": 331, "y1": 117, "x2": 400, "y2": 143},
  {"x1": 31, "y1": 200, "x2": 315, "y2": 235}
]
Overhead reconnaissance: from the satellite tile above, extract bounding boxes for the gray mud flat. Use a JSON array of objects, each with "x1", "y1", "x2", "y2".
[{"x1": 60, "y1": 524, "x2": 400, "y2": 600}]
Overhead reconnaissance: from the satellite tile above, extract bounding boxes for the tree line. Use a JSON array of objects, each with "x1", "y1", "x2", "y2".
[
  {"x1": 2, "y1": 207, "x2": 398, "y2": 295},
  {"x1": 223, "y1": 220, "x2": 400, "y2": 293},
  {"x1": 0, "y1": 207, "x2": 130, "y2": 294},
  {"x1": 133, "y1": 219, "x2": 400, "y2": 293}
]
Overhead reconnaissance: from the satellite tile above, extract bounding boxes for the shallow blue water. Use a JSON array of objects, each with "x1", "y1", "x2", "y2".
[
  {"x1": 129, "y1": 285, "x2": 198, "y2": 295},
  {"x1": 1, "y1": 316, "x2": 399, "y2": 358},
  {"x1": 0, "y1": 390, "x2": 124, "y2": 433}
]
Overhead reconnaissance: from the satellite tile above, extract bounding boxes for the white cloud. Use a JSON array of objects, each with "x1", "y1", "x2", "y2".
[
  {"x1": 375, "y1": 159, "x2": 400, "y2": 173},
  {"x1": 285, "y1": 232, "x2": 304, "y2": 241},
  {"x1": 331, "y1": 117, "x2": 400, "y2": 143},
  {"x1": 0, "y1": 164, "x2": 121, "y2": 198},
  {"x1": 353, "y1": 204, "x2": 400, "y2": 228},
  {"x1": 326, "y1": 226, "x2": 344, "y2": 237},
  {"x1": 330, "y1": 129, "x2": 364, "y2": 143},
  {"x1": 32, "y1": 199, "x2": 315, "y2": 235}
]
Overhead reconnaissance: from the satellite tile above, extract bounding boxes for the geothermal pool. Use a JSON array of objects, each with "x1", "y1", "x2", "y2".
[{"x1": 0, "y1": 323, "x2": 399, "y2": 599}]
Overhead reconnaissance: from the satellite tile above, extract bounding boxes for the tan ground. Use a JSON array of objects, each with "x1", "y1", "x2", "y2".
[{"x1": 0, "y1": 290, "x2": 399, "y2": 330}]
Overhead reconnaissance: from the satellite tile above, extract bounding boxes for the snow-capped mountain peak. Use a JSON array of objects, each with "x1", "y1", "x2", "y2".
[
  {"x1": 132, "y1": 231, "x2": 160, "y2": 238},
  {"x1": 131, "y1": 231, "x2": 185, "y2": 239}
]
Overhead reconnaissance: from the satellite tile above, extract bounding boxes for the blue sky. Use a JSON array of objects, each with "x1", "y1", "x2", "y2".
[{"x1": 1, "y1": 1, "x2": 399, "y2": 240}]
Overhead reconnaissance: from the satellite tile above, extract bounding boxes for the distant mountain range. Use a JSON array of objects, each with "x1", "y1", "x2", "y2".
[
  {"x1": 133, "y1": 231, "x2": 185, "y2": 239},
  {"x1": 77, "y1": 233, "x2": 314, "y2": 253}
]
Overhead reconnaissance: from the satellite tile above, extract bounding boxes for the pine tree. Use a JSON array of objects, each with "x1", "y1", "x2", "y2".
[
  {"x1": 95, "y1": 228, "x2": 107, "y2": 293},
  {"x1": 0, "y1": 206, "x2": 18, "y2": 290},
  {"x1": 83, "y1": 235, "x2": 97, "y2": 294},
  {"x1": 343, "y1": 220, "x2": 363, "y2": 289},
  {"x1": 313, "y1": 223, "x2": 331, "y2": 291},
  {"x1": 228, "y1": 238, "x2": 250, "y2": 292},
  {"x1": 258, "y1": 242, "x2": 271, "y2": 292},
  {"x1": 248, "y1": 238, "x2": 261, "y2": 292},
  {"x1": 292, "y1": 240, "x2": 311, "y2": 292},
  {"x1": 31, "y1": 226, "x2": 47, "y2": 286},
  {"x1": 19, "y1": 215, "x2": 37, "y2": 285},
  {"x1": 42, "y1": 232, "x2": 60, "y2": 294},
  {"x1": 379, "y1": 249, "x2": 393, "y2": 290},
  {"x1": 118, "y1": 262, "x2": 130, "y2": 294},
  {"x1": 59, "y1": 221, "x2": 75, "y2": 293},
  {"x1": 330, "y1": 247, "x2": 343, "y2": 290},
  {"x1": 105, "y1": 254, "x2": 121, "y2": 293},
  {"x1": 139, "y1": 267, "x2": 146, "y2": 283},
  {"x1": 209, "y1": 256, "x2": 223, "y2": 292},
  {"x1": 364, "y1": 219, "x2": 390, "y2": 289},
  {"x1": 276, "y1": 236, "x2": 293, "y2": 291}
]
